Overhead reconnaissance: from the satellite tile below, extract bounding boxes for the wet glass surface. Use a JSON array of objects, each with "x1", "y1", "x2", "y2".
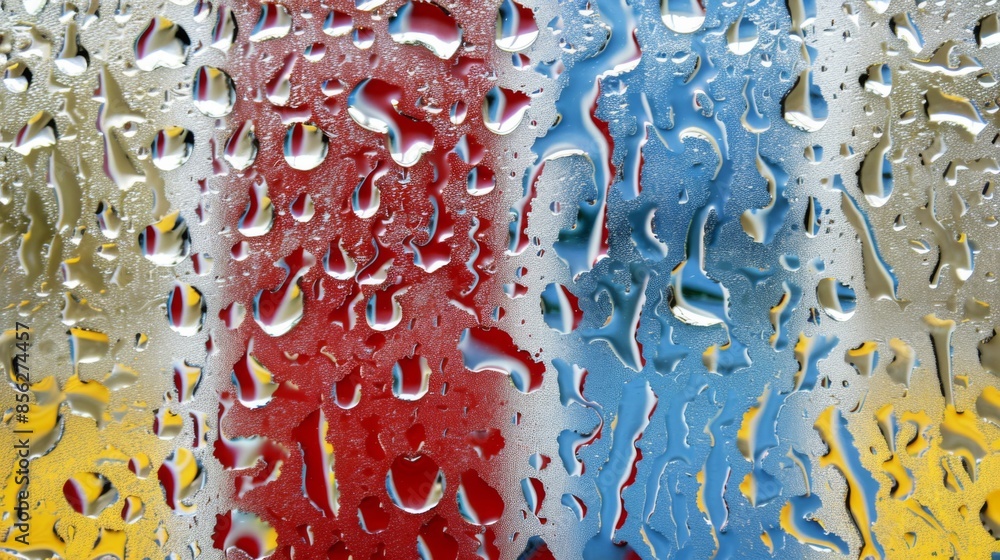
[{"x1": 2, "y1": 0, "x2": 1000, "y2": 558}]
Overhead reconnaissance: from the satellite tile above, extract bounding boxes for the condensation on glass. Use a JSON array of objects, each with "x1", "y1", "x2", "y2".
[{"x1": 1, "y1": 0, "x2": 999, "y2": 558}]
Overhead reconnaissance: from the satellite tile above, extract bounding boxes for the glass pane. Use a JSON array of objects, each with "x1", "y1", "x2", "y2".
[{"x1": 1, "y1": 0, "x2": 998, "y2": 558}]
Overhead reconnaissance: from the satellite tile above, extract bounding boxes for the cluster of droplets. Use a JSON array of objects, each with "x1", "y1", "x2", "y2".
[
  {"x1": 0, "y1": 0, "x2": 241, "y2": 556},
  {"x1": 197, "y1": 0, "x2": 554, "y2": 557},
  {"x1": 496, "y1": 0, "x2": 1000, "y2": 558},
  {"x1": 4, "y1": 0, "x2": 1000, "y2": 558}
]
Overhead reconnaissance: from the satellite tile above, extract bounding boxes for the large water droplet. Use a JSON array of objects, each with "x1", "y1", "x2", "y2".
[
  {"x1": 783, "y1": 67, "x2": 827, "y2": 133},
  {"x1": 224, "y1": 121, "x2": 258, "y2": 171},
  {"x1": 167, "y1": 281, "x2": 206, "y2": 336},
  {"x1": 212, "y1": 510, "x2": 279, "y2": 560},
  {"x1": 238, "y1": 180, "x2": 274, "y2": 237},
  {"x1": 56, "y1": 22, "x2": 89, "y2": 76},
  {"x1": 64, "y1": 472, "x2": 118, "y2": 517},
  {"x1": 347, "y1": 79, "x2": 434, "y2": 167},
  {"x1": 323, "y1": 9, "x2": 353, "y2": 37},
  {"x1": 726, "y1": 13, "x2": 757, "y2": 55},
  {"x1": 392, "y1": 355, "x2": 432, "y2": 400},
  {"x1": 386, "y1": 454, "x2": 445, "y2": 513},
  {"x1": 250, "y1": 2, "x2": 292, "y2": 42},
  {"x1": 150, "y1": 126, "x2": 194, "y2": 170},
  {"x1": 661, "y1": 0, "x2": 706, "y2": 34},
  {"x1": 158, "y1": 448, "x2": 205, "y2": 514},
  {"x1": 192, "y1": 66, "x2": 236, "y2": 118},
  {"x1": 253, "y1": 248, "x2": 314, "y2": 336},
  {"x1": 816, "y1": 278, "x2": 857, "y2": 321},
  {"x1": 495, "y1": 0, "x2": 537, "y2": 51},
  {"x1": 135, "y1": 17, "x2": 190, "y2": 71},
  {"x1": 457, "y1": 470, "x2": 504, "y2": 525},
  {"x1": 3, "y1": 62, "x2": 32, "y2": 93},
  {"x1": 211, "y1": 6, "x2": 239, "y2": 51},
  {"x1": 13, "y1": 111, "x2": 58, "y2": 156},
  {"x1": 482, "y1": 86, "x2": 530, "y2": 135},
  {"x1": 283, "y1": 122, "x2": 329, "y2": 170},
  {"x1": 139, "y1": 210, "x2": 191, "y2": 266},
  {"x1": 388, "y1": 1, "x2": 462, "y2": 59}
]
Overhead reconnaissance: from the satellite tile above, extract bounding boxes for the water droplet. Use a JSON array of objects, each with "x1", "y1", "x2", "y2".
[
  {"x1": 121, "y1": 496, "x2": 145, "y2": 524},
  {"x1": 135, "y1": 17, "x2": 190, "y2": 71},
  {"x1": 727, "y1": 13, "x2": 758, "y2": 55},
  {"x1": 496, "y1": 0, "x2": 537, "y2": 51},
  {"x1": 977, "y1": 13, "x2": 1000, "y2": 48},
  {"x1": 13, "y1": 111, "x2": 58, "y2": 156},
  {"x1": 323, "y1": 239, "x2": 357, "y2": 281},
  {"x1": 861, "y1": 63, "x2": 892, "y2": 97},
  {"x1": 212, "y1": 510, "x2": 279, "y2": 560},
  {"x1": 238, "y1": 180, "x2": 274, "y2": 237},
  {"x1": 139, "y1": 210, "x2": 191, "y2": 266},
  {"x1": 365, "y1": 285, "x2": 407, "y2": 331},
  {"x1": 352, "y1": 27, "x2": 375, "y2": 49},
  {"x1": 890, "y1": 12, "x2": 923, "y2": 53},
  {"x1": 467, "y1": 165, "x2": 495, "y2": 196},
  {"x1": 3, "y1": 62, "x2": 32, "y2": 93},
  {"x1": 231, "y1": 344, "x2": 278, "y2": 408},
  {"x1": 150, "y1": 126, "x2": 195, "y2": 170},
  {"x1": 68, "y1": 327, "x2": 110, "y2": 366},
  {"x1": 192, "y1": 66, "x2": 236, "y2": 118},
  {"x1": 386, "y1": 454, "x2": 445, "y2": 513},
  {"x1": 358, "y1": 496, "x2": 390, "y2": 534},
  {"x1": 482, "y1": 86, "x2": 530, "y2": 135},
  {"x1": 392, "y1": 355, "x2": 432, "y2": 400},
  {"x1": 292, "y1": 409, "x2": 340, "y2": 516},
  {"x1": 857, "y1": 117, "x2": 894, "y2": 207},
  {"x1": 64, "y1": 472, "x2": 118, "y2": 517},
  {"x1": 816, "y1": 278, "x2": 857, "y2": 321},
  {"x1": 283, "y1": 122, "x2": 329, "y2": 170},
  {"x1": 253, "y1": 248, "x2": 314, "y2": 336},
  {"x1": 291, "y1": 193, "x2": 315, "y2": 222},
  {"x1": 211, "y1": 6, "x2": 239, "y2": 51},
  {"x1": 157, "y1": 448, "x2": 205, "y2": 514},
  {"x1": 323, "y1": 9, "x2": 353, "y2": 37},
  {"x1": 250, "y1": 2, "x2": 292, "y2": 42},
  {"x1": 167, "y1": 281, "x2": 207, "y2": 336},
  {"x1": 388, "y1": 1, "x2": 462, "y2": 59},
  {"x1": 925, "y1": 87, "x2": 987, "y2": 137},
  {"x1": 457, "y1": 470, "x2": 504, "y2": 525},
  {"x1": 458, "y1": 326, "x2": 544, "y2": 392},
  {"x1": 783, "y1": 69, "x2": 827, "y2": 132},
  {"x1": 347, "y1": 79, "x2": 434, "y2": 167},
  {"x1": 224, "y1": 121, "x2": 259, "y2": 171},
  {"x1": 56, "y1": 22, "x2": 89, "y2": 76},
  {"x1": 661, "y1": 0, "x2": 706, "y2": 34}
]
